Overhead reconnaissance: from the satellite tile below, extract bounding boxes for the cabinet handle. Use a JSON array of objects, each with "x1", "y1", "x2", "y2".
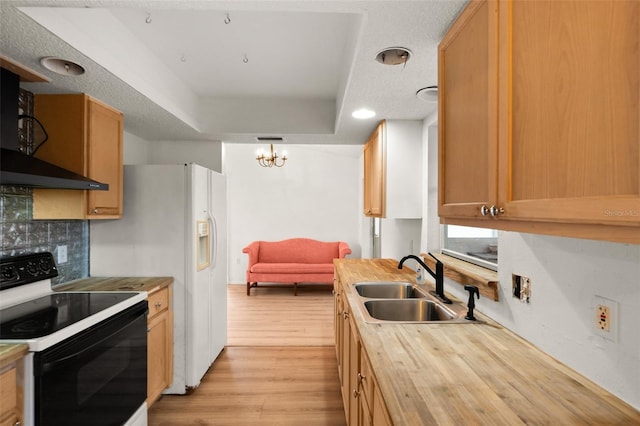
[
  {"x1": 93, "y1": 208, "x2": 99, "y2": 214},
  {"x1": 343, "y1": 311, "x2": 349, "y2": 319},
  {"x1": 489, "y1": 205, "x2": 504, "y2": 216},
  {"x1": 481, "y1": 205, "x2": 504, "y2": 216},
  {"x1": 358, "y1": 372, "x2": 366, "y2": 383},
  {"x1": 147, "y1": 327, "x2": 151, "y2": 333},
  {"x1": 353, "y1": 388, "x2": 360, "y2": 398},
  {"x1": 155, "y1": 302, "x2": 162, "y2": 308}
]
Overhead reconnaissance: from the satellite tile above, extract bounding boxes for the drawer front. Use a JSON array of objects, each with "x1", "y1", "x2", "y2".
[{"x1": 148, "y1": 287, "x2": 170, "y2": 318}]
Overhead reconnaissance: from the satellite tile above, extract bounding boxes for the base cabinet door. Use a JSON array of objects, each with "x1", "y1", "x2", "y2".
[
  {"x1": 146, "y1": 286, "x2": 173, "y2": 407},
  {"x1": 0, "y1": 366, "x2": 21, "y2": 426}
]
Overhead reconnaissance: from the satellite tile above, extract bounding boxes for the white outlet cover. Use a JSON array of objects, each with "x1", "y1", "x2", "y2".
[
  {"x1": 593, "y1": 295, "x2": 618, "y2": 342},
  {"x1": 57, "y1": 245, "x2": 68, "y2": 264}
]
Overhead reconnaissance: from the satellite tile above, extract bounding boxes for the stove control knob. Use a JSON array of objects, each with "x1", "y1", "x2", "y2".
[
  {"x1": 39, "y1": 258, "x2": 52, "y2": 273},
  {"x1": 26, "y1": 262, "x2": 38, "y2": 275},
  {"x1": 1, "y1": 265, "x2": 17, "y2": 281}
]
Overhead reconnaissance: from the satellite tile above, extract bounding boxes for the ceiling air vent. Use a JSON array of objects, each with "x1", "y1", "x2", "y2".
[{"x1": 256, "y1": 137, "x2": 284, "y2": 142}]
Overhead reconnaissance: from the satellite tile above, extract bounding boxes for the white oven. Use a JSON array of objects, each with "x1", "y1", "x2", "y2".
[{"x1": 0, "y1": 252, "x2": 148, "y2": 426}]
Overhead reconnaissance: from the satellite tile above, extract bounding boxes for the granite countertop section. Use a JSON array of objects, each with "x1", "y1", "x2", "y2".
[
  {"x1": 335, "y1": 258, "x2": 640, "y2": 425},
  {"x1": 0, "y1": 343, "x2": 29, "y2": 369},
  {"x1": 55, "y1": 276, "x2": 173, "y2": 294}
]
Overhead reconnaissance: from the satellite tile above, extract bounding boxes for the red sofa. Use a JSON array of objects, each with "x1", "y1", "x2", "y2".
[{"x1": 242, "y1": 238, "x2": 352, "y2": 295}]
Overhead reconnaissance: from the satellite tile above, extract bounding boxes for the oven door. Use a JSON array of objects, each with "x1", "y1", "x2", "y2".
[{"x1": 33, "y1": 301, "x2": 148, "y2": 426}]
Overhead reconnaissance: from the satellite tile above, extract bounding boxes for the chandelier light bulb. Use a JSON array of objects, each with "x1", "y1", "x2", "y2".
[{"x1": 256, "y1": 144, "x2": 288, "y2": 168}]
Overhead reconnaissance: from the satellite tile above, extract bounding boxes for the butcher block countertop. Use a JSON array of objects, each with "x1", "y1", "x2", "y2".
[
  {"x1": 55, "y1": 276, "x2": 173, "y2": 293},
  {"x1": 335, "y1": 258, "x2": 640, "y2": 425},
  {"x1": 0, "y1": 344, "x2": 28, "y2": 369}
]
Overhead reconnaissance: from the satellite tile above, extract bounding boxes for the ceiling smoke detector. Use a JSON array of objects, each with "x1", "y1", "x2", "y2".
[
  {"x1": 416, "y1": 86, "x2": 438, "y2": 102},
  {"x1": 375, "y1": 47, "x2": 412, "y2": 66},
  {"x1": 40, "y1": 57, "x2": 85, "y2": 76}
]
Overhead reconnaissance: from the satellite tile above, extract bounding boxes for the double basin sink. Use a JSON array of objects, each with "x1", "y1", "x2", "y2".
[{"x1": 353, "y1": 281, "x2": 471, "y2": 324}]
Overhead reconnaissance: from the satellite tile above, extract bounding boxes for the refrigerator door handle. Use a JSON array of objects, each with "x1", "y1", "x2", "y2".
[{"x1": 207, "y1": 213, "x2": 218, "y2": 269}]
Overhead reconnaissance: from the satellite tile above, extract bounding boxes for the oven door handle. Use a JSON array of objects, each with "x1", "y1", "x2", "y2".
[{"x1": 40, "y1": 311, "x2": 145, "y2": 374}]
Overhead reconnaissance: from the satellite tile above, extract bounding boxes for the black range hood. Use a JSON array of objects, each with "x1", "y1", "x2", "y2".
[{"x1": 0, "y1": 67, "x2": 108, "y2": 190}]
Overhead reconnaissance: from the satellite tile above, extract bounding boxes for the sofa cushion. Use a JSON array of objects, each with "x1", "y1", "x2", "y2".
[
  {"x1": 250, "y1": 262, "x2": 334, "y2": 274},
  {"x1": 258, "y1": 239, "x2": 339, "y2": 264}
]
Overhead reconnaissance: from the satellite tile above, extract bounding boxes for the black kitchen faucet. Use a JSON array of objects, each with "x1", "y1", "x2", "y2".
[{"x1": 398, "y1": 253, "x2": 452, "y2": 304}]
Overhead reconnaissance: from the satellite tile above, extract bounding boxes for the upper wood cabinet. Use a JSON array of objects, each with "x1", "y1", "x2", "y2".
[
  {"x1": 363, "y1": 119, "x2": 423, "y2": 218},
  {"x1": 32, "y1": 93, "x2": 123, "y2": 219},
  {"x1": 438, "y1": 0, "x2": 640, "y2": 243},
  {"x1": 363, "y1": 122, "x2": 385, "y2": 217}
]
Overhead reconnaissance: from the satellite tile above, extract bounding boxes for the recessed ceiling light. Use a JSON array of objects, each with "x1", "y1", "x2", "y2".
[
  {"x1": 352, "y1": 108, "x2": 376, "y2": 119},
  {"x1": 416, "y1": 86, "x2": 438, "y2": 102},
  {"x1": 40, "y1": 57, "x2": 85, "y2": 76}
]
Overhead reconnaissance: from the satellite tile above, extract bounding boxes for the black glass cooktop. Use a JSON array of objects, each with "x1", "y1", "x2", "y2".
[{"x1": 0, "y1": 292, "x2": 137, "y2": 339}]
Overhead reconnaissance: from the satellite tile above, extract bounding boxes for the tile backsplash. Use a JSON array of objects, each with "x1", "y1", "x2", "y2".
[{"x1": 0, "y1": 185, "x2": 88, "y2": 285}]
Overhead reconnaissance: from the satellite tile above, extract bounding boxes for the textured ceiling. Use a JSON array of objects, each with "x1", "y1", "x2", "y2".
[{"x1": 0, "y1": 0, "x2": 468, "y2": 145}]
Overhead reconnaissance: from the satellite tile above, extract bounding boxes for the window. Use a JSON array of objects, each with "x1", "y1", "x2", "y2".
[{"x1": 441, "y1": 225, "x2": 497, "y2": 271}]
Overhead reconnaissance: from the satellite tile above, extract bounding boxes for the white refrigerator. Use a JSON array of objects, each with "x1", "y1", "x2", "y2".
[{"x1": 90, "y1": 163, "x2": 227, "y2": 394}]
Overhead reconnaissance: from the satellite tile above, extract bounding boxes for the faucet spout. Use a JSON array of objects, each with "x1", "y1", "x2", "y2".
[{"x1": 398, "y1": 253, "x2": 451, "y2": 304}]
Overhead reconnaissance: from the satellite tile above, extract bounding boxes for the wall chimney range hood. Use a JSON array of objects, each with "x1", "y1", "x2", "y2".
[{"x1": 0, "y1": 64, "x2": 108, "y2": 190}]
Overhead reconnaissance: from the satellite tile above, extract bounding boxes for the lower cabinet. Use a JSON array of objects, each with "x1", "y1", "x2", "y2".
[
  {"x1": 335, "y1": 279, "x2": 392, "y2": 425},
  {"x1": 146, "y1": 285, "x2": 173, "y2": 407},
  {"x1": 0, "y1": 361, "x2": 22, "y2": 426}
]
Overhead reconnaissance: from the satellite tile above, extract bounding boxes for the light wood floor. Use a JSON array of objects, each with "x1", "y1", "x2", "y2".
[{"x1": 148, "y1": 284, "x2": 346, "y2": 426}]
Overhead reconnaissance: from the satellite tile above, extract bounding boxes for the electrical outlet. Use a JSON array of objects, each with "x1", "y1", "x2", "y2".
[
  {"x1": 512, "y1": 274, "x2": 530, "y2": 303},
  {"x1": 594, "y1": 296, "x2": 618, "y2": 342},
  {"x1": 57, "y1": 245, "x2": 68, "y2": 264}
]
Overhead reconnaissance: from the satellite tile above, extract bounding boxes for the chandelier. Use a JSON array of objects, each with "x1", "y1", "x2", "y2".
[{"x1": 256, "y1": 144, "x2": 288, "y2": 168}]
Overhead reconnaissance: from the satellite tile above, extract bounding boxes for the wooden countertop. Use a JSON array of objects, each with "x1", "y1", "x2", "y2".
[
  {"x1": 0, "y1": 344, "x2": 28, "y2": 370},
  {"x1": 335, "y1": 258, "x2": 640, "y2": 425},
  {"x1": 55, "y1": 276, "x2": 173, "y2": 294}
]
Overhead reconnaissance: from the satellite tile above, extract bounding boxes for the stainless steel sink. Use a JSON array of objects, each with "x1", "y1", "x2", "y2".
[
  {"x1": 363, "y1": 299, "x2": 458, "y2": 322},
  {"x1": 354, "y1": 282, "x2": 426, "y2": 299}
]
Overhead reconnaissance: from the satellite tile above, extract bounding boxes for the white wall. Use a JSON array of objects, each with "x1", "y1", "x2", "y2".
[
  {"x1": 123, "y1": 131, "x2": 151, "y2": 164},
  {"x1": 224, "y1": 143, "x2": 362, "y2": 283},
  {"x1": 148, "y1": 140, "x2": 223, "y2": 173},
  {"x1": 379, "y1": 219, "x2": 422, "y2": 259},
  {"x1": 421, "y1": 116, "x2": 640, "y2": 409},
  {"x1": 442, "y1": 234, "x2": 640, "y2": 409}
]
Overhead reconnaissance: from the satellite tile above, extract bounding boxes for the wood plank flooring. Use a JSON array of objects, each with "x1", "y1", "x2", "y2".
[
  {"x1": 228, "y1": 284, "x2": 335, "y2": 346},
  {"x1": 148, "y1": 284, "x2": 346, "y2": 426}
]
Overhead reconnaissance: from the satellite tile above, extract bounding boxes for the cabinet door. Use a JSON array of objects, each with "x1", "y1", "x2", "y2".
[
  {"x1": 498, "y1": 0, "x2": 639, "y2": 227},
  {"x1": 363, "y1": 123, "x2": 385, "y2": 217},
  {"x1": 33, "y1": 94, "x2": 123, "y2": 220},
  {"x1": 340, "y1": 293, "x2": 351, "y2": 419},
  {"x1": 0, "y1": 367, "x2": 19, "y2": 426},
  {"x1": 334, "y1": 282, "x2": 343, "y2": 379},
  {"x1": 348, "y1": 316, "x2": 360, "y2": 426},
  {"x1": 87, "y1": 99, "x2": 123, "y2": 217},
  {"x1": 147, "y1": 309, "x2": 171, "y2": 406},
  {"x1": 438, "y1": 0, "x2": 498, "y2": 219}
]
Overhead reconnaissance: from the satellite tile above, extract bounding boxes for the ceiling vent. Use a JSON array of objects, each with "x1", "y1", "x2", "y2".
[
  {"x1": 256, "y1": 137, "x2": 284, "y2": 142},
  {"x1": 375, "y1": 48, "x2": 412, "y2": 66}
]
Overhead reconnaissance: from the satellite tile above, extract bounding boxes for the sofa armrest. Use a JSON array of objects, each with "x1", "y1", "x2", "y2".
[
  {"x1": 242, "y1": 241, "x2": 261, "y2": 267},
  {"x1": 338, "y1": 242, "x2": 352, "y2": 258}
]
